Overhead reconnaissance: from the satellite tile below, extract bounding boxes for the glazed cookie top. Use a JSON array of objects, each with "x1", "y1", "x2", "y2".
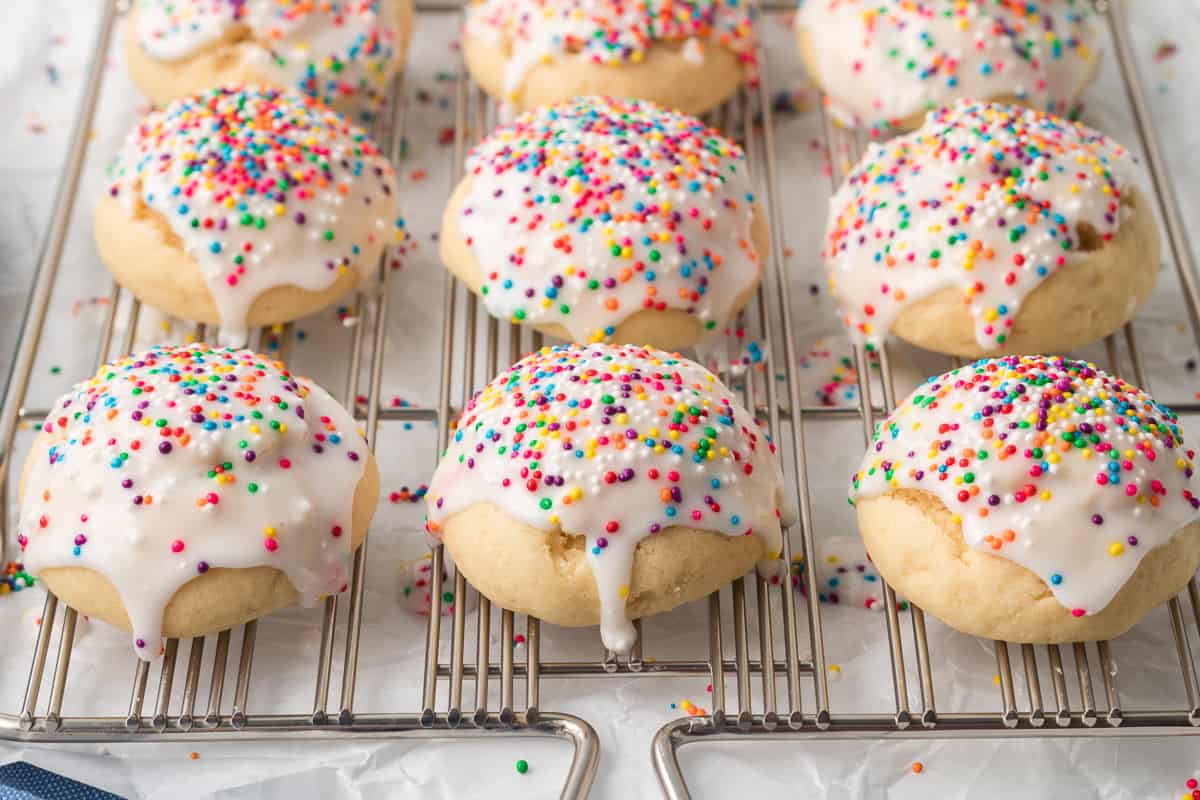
[
  {"x1": 426, "y1": 343, "x2": 787, "y2": 652},
  {"x1": 134, "y1": 0, "x2": 408, "y2": 118},
  {"x1": 796, "y1": 0, "x2": 1099, "y2": 131},
  {"x1": 466, "y1": 0, "x2": 758, "y2": 100},
  {"x1": 106, "y1": 85, "x2": 403, "y2": 341},
  {"x1": 851, "y1": 355, "x2": 1200, "y2": 619},
  {"x1": 456, "y1": 97, "x2": 763, "y2": 345},
  {"x1": 823, "y1": 100, "x2": 1138, "y2": 351},
  {"x1": 19, "y1": 345, "x2": 369, "y2": 659}
]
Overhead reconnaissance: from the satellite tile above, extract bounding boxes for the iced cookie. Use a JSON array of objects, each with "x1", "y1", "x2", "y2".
[
  {"x1": 18, "y1": 345, "x2": 380, "y2": 659},
  {"x1": 796, "y1": 0, "x2": 1100, "y2": 132},
  {"x1": 96, "y1": 85, "x2": 404, "y2": 343},
  {"x1": 426, "y1": 343, "x2": 789, "y2": 653},
  {"x1": 823, "y1": 101, "x2": 1157, "y2": 357},
  {"x1": 463, "y1": 0, "x2": 758, "y2": 113},
  {"x1": 127, "y1": 0, "x2": 414, "y2": 120},
  {"x1": 441, "y1": 97, "x2": 768, "y2": 351},
  {"x1": 852, "y1": 355, "x2": 1200, "y2": 642}
]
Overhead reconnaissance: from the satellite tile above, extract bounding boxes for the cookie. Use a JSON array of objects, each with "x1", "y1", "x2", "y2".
[
  {"x1": 96, "y1": 85, "x2": 405, "y2": 342},
  {"x1": 440, "y1": 97, "x2": 768, "y2": 351},
  {"x1": 18, "y1": 345, "x2": 380, "y2": 659},
  {"x1": 426, "y1": 343, "x2": 789, "y2": 653},
  {"x1": 126, "y1": 0, "x2": 414, "y2": 121},
  {"x1": 823, "y1": 100, "x2": 1158, "y2": 358},
  {"x1": 796, "y1": 0, "x2": 1100, "y2": 132},
  {"x1": 852, "y1": 355, "x2": 1200, "y2": 643},
  {"x1": 462, "y1": 0, "x2": 757, "y2": 114}
]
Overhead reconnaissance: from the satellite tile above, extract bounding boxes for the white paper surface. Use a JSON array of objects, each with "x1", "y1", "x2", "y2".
[{"x1": 2, "y1": 2, "x2": 1200, "y2": 798}]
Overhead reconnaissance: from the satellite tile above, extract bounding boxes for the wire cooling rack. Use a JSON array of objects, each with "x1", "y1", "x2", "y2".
[
  {"x1": 648, "y1": 0, "x2": 1200, "y2": 797},
  {"x1": 1, "y1": 2, "x2": 1199, "y2": 800},
  {"x1": 0, "y1": 2, "x2": 602, "y2": 798}
]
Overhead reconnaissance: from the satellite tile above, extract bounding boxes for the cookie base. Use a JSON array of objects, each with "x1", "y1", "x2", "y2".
[
  {"x1": 438, "y1": 501, "x2": 772, "y2": 628},
  {"x1": 463, "y1": 34, "x2": 744, "y2": 115},
  {"x1": 857, "y1": 488, "x2": 1200, "y2": 643}
]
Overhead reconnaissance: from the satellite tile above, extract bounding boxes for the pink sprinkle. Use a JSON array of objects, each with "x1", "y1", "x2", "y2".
[
  {"x1": 1071, "y1": 608, "x2": 1086, "y2": 618},
  {"x1": 170, "y1": 539, "x2": 184, "y2": 553},
  {"x1": 265, "y1": 538, "x2": 279, "y2": 552}
]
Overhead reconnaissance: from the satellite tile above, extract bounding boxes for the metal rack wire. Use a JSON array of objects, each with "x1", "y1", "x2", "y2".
[
  {"x1": 3, "y1": 1, "x2": 1200, "y2": 799},
  {"x1": 651, "y1": 0, "x2": 1200, "y2": 797}
]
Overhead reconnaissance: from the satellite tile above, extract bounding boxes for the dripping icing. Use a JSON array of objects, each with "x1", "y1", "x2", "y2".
[
  {"x1": 105, "y1": 85, "x2": 404, "y2": 337},
  {"x1": 426, "y1": 343, "x2": 788, "y2": 652},
  {"x1": 457, "y1": 97, "x2": 763, "y2": 345},
  {"x1": 851, "y1": 355, "x2": 1200, "y2": 617},
  {"x1": 19, "y1": 345, "x2": 368, "y2": 660},
  {"x1": 823, "y1": 100, "x2": 1137, "y2": 350}
]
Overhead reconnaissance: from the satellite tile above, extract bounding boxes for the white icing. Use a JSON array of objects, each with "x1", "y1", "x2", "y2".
[
  {"x1": 426, "y1": 344, "x2": 788, "y2": 652},
  {"x1": 18, "y1": 345, "x2": 368, "y2": 660},
  {"x1": 456, "y1": 97, "x2": 762, "y2": 345},
  {"x1": 796, "y1": 0, "x2": 1100, "y2": 130},
  {"x1": 135, "y1": 0, "x2": 408, "y2": 118},
  {"x1": 852, "y1": 356, "x2": 1200, "y2": 617},
  {"x1": 105, "y1": 85, "x2": 402, "y2": 340},
  {"x1": 464, "y1": 0, "x2": 758, "y2": 102},
  {"x1": 823, "y1": 100, "x2": 1138, "y2": 351}
]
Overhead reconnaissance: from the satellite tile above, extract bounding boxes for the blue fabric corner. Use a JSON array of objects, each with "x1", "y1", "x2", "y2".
[{"x1": 0, "y1": 763, "x2": 124, "y2": 800}]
